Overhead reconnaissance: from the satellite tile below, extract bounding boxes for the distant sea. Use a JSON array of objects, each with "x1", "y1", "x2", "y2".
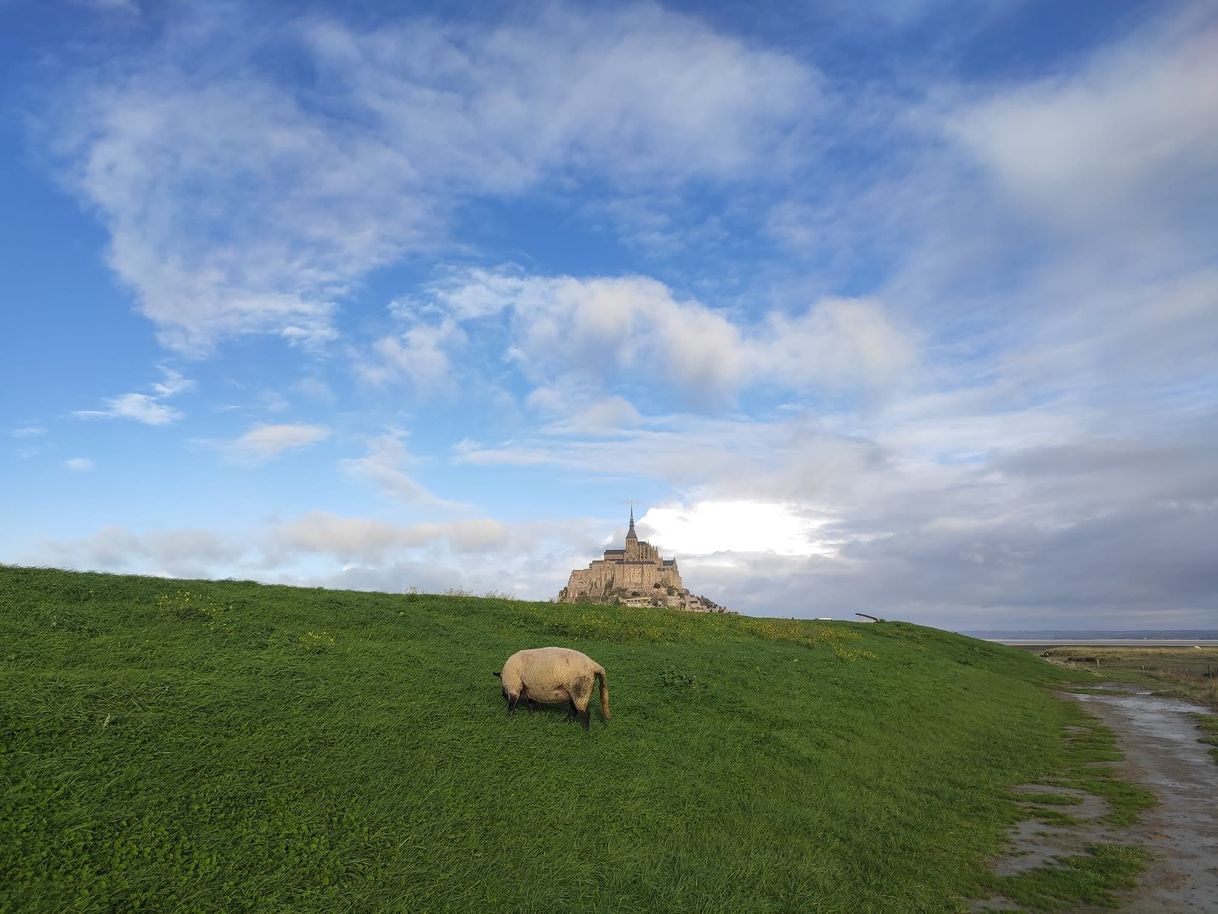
[{"x1": 964, "y1": 629, "x2": 1218, "y2": 646}]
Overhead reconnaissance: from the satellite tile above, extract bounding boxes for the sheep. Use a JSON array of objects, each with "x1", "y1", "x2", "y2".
[{"x1": 493, "y1": 647, "x2": 610, "y2": 731}]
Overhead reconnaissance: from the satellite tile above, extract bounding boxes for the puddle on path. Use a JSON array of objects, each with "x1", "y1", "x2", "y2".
[{"x1": 976, "y1": 686, "x2": 1217, "y2": 912}]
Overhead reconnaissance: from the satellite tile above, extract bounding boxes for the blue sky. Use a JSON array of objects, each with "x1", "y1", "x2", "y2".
[{"x1": 2, "y1": 0, "x2": 1216, "y2": 630}]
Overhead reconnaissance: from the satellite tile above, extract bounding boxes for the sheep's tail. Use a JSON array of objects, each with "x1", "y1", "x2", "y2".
[{"x1": 596, "y1": 668, "x2": 611, "y2": 721}]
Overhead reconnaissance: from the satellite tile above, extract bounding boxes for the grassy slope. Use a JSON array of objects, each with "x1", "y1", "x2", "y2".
[{"x1": 2, "y1": 566, "x2": 1089, "y2": 912}]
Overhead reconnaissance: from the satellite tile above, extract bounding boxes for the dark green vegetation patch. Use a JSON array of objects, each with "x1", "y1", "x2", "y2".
[{"x1": 0, "y1": 566, "x2": 1128, "y2": 912}]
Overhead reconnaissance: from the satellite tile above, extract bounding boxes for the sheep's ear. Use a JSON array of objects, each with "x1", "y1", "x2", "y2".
[{"x1": 492, "y1": 670, "x2": 502, "y2": 678}]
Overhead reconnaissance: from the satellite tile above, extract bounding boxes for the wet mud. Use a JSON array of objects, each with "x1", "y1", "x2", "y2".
[
  {"x1": 976, "y1": 685, "x2": 1217, "y2": 912},
  {"x1": 1070, "y1": 687, "x2": 1218, "y2": 911}
]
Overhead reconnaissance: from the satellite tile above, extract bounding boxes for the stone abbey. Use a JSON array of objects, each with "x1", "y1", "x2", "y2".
[{"x1": 557, "y1": 509, "x2": 727, "y2": 613}]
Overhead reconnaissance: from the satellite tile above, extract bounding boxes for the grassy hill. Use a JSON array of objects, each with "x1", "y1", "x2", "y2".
[{"x1": 1, "y1": 566, "x2": 1110, "y2": 912}]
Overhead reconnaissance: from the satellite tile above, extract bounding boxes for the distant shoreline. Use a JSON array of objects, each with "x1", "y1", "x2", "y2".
[{"x1": 987, "y1": 639, "x2": 1218, "y2": 649}]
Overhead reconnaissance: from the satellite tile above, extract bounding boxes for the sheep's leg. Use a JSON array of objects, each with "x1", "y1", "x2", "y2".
[
  {"x1": 507, "y1": 692, "x2": 519, "y2": 715},
  {"x1": 566, "y1": 698, "x2": 577, "y2": 720},
  {"x1": 569, "y1": 676, "x2": 594, "y2": 730}
]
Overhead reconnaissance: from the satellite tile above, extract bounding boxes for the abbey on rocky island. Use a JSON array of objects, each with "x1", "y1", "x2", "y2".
[{"x1": 557, "y1": 509, "x2": 728, "y2": 613}]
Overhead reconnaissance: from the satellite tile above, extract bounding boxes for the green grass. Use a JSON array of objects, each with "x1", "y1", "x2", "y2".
[
  {"x1": 1054, "y1": 708, "x2": 1155, "y2": 828},
  {"x1": 984, "y1": 708, "x2": 1155, "y2": 911},
  {"x1": 978, "y1": 844, "x2": 1147, "y2": 912},
  {"x1": 0, "y1": 565, "x2": 1140, "y2": 912},
  {"x1": 1196, "y1": 714, "x2": 1218, "y2": 765}
]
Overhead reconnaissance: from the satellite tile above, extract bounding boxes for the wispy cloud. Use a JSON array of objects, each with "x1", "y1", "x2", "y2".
[
  {"x1": 72, "y1": 368, "x2": 194, "y2": 425},
  {"x1": 527, "y1": 386, "x2": 644, "y2": 436},
  {"x1": 366, "y1": 270, "x2": 917, "y2": 404},
  {"x1": 44, "y1": 4, "x2": 818, "y2": 352},
  {"x1": 211, "y1": 424, "x2": 331, "y2": 464},
  {"x1": 889, "y1": 4, "x2": 1218, "y2": 422},
  {"x1": 271, "y1": 512, "x2": 509, "y2": 563},
  {"x1": 39, "y1": 524, "x2": 245, "y2": 578},
  {"x1": 358, "y1": 320, "x2": 465, "y2": 389},
  {"x1": 63, "y1": 457, "x2": 95, "y2": 471},
  {"x1": 339, "y1": 434, "x2": 464, "y2": 508},
  {"x1": 78, "y1": 0, "x2": 140, "y2": 12},
  {"x1": 75, "y1": 393, "x2": 182, "y2": 426},
  {"x1": 947, "y1": 14, "x2": 1218, "y2": 250}
]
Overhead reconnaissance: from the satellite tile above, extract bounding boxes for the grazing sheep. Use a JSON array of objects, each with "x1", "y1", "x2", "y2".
[{"x1": 494, "y1": 647, "x2": 610, "y2": 730}]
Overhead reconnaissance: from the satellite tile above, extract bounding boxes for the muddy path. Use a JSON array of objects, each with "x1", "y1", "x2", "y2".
[
  {"x1": 1068, "y1": 687, "x2": 1218, "y2": 911},
  {"x1": 974, "y1": 685, "x2": 1217, "y2": 912}
]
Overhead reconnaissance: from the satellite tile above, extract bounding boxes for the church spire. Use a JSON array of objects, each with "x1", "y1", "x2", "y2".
[{"x1": 626, "y1": 503, "x2": 637, "y2": 542}]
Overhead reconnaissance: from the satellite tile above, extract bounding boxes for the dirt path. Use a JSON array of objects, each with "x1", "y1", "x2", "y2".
[
  {"x1": 1065, "y1": 687, "x2": 1218, "y2": 911},
  {"x1": 974, "y1": 686, "x2": 1217, "y2": 912}
]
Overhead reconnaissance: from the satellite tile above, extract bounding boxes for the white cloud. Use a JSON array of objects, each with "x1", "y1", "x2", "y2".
[
  {"x1": 40, "y1": 525, "x2": 244, "y2": 578},
  {"x1": 262, "y1": 511, "x2": 609, "y2": 596},
  {"x1": 150, "y1": 368, "x2": 194, "y2": 398},
  {"x1": 11, "y1": 426, "x2": 47, "y2": 438},
  {"x1": 76, "y1": 392, "x2": 182, "y2": 425},
  {"x1": 215, "y1": 423, "x2": 331, "y2": 464},
  {"x1": 495, "y1": 272, "x2": 747, "y2": 398},
  {"x1": 46, "y1": 4, "x2": 818, "y2": 351},
  {"x1": 641, "y1": 501, "x2": 835, "y2": 558},
  {"x1": 34, "y1": 514, "x2": 586, "y2": 593},
  {"x1": 384, "y1": 270, "x2": 916, "y2": 403},
  {"x1": 301, "y1": 5, "x2": 818, "y2": 185},
  {"x1": 360, "y1": 320, "x2": 465, "y2": 388},
  {"x1": 819, "y1": 0, "x2": 1015, "y2": 28},
  {"x1": 453, "y1": 411, "x2": 889, "y2": 510},
  {"x1": 273, "y1": 513, "x2": 429, "y2": 562},
  {"x1": 758, "y1": 297, "x2": 917, "y2": 391},
  {"x1": 948, "y1": 11, "x2": 1218, "y2": 246},
  {"x1": 1009, "y1": 269, "x2": 1218, "y2": 402},
  {"x1": 870, "y1": 388, "x2": 1096, "y2": 465},
  {"x1": 79, "y1": 0, "x2": 139, "y2": 12},
  {"x1": 527, "y1": 386, "x2": 643, "y2": 435},
  {"x1": 73, "y1": 367, "x2": 194, "y2": 425},
  {"x1": 64, "y1": 457, "x2": 95, "y2": 471},
  {"x1": 272, "y1": 512, "x2": 510, "y2": 563},
  {"x1": 339, "y1": 434, "x2": 461, "y2": 507}
]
